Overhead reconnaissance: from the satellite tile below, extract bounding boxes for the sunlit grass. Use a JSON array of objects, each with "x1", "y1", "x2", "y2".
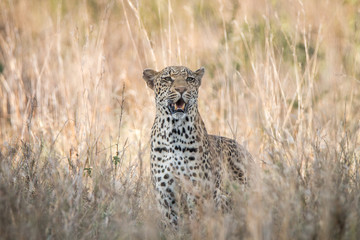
[{"x1": 0, "y1": 0, "x2": 359, "y2": 239}]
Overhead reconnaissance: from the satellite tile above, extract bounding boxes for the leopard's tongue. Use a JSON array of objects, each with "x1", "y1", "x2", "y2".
[{"x1": 174, "y1": 99, "x2": 185, "y2": 111}]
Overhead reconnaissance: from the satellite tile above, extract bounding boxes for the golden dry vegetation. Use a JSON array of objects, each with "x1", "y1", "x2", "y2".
[{"x1": 0, "y1": 0, "x2": 360, "y2": 239}]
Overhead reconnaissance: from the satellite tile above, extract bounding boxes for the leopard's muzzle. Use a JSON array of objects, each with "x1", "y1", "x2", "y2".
[{"x1": 168, "y1": 98, "x2": 188, "y2": 119}]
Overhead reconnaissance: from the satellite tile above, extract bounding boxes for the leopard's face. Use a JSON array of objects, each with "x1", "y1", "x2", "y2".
[{"x1": 143, "y1": 66, "x2": 205, "y2": 119}]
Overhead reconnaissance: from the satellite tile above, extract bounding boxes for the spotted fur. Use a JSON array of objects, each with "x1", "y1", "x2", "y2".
[{"x1": 143, "y1": 66, "x2": 252, "y2": 226}]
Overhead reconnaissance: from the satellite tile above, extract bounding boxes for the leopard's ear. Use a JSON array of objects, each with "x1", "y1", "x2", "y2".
[
  {"x1": 143, "y1": 69, "x2": 158, "y2": 90},
  {"x1": 194, "y1": 67, "x2": 205, "y2": 80}
]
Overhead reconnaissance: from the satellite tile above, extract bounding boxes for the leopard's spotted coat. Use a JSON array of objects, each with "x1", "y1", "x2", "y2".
[{"x1": 143, "y1": 66, "x2": 252, "y2": 226}]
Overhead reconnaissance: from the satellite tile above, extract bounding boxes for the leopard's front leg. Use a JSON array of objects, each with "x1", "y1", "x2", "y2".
[{"x1": 153, "y1": 172, "x2": 179, "y2": 226}]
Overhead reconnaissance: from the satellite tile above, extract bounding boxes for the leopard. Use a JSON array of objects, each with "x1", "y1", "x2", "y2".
[{"x1": 142, "y1": 66, "x2": 253, "y2": 226}]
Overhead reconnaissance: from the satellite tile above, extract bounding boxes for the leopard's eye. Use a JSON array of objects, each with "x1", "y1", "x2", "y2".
[
  {"x1": 162, "y1": 76, "x2": 172, "y2": 82},
  {"x1": 187, "y1": 77, "x2": 195, "y2": 82}
]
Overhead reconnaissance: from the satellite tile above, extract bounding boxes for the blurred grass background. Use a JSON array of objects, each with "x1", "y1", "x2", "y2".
[{"x1": 0, "y1": 0, "x2": 359, "y2": 239}]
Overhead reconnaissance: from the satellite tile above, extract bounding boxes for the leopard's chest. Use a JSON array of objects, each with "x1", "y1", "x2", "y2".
[{"x1": 150, "y1": 116, "x2": 211, "y2": 187}]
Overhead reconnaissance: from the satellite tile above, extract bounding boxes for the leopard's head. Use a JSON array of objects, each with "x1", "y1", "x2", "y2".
[{"x1": 143, "y1": 66, "x2": 205, "y2": 119}]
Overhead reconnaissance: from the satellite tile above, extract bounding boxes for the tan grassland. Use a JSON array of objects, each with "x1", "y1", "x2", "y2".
[{"x1": 0, "y1": 0, "x2": 359, "y2": 239}]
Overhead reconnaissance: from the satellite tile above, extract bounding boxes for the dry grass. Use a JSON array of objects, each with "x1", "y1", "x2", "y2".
[{"x1": 0, "y1": 0, "x2": 360, "y2": 239}]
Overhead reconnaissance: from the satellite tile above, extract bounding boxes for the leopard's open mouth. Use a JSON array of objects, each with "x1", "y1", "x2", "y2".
[{"x1": 169, "y1": 98, "x2": 187, "y2": 114}]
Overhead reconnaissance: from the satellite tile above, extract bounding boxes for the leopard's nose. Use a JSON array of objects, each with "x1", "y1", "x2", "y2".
[{"x1": 175, "y1": 87, "x2": 187, "y2": 94}]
